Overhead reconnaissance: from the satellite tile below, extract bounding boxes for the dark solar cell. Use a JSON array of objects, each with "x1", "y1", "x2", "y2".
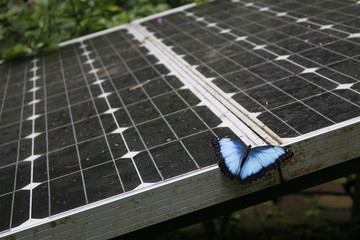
[
  {"x1": 137, "y1": 118, "x2": 176, "y2": 148},
  {"x1": 33, "y1": 156, "x2": 47, "y2": 182},
  {"x1": 32, "y1": 183, "x2": 49, "y2": 218},
  {"x1": 47, "y1": 125, "x2": 75, "y2": 151},
  {"x1": 232, "y1": 92, "x2": 266, "y2": 113},
  {"x1": 316, "y1": 68, "x2": 357, "y2": 84},
  {"x1": 270, "y1": 102, "x2": 334, "y2": 134},
  {"x1": 15, "y1": 162, "x2": 31, "y2": 190},
  {"x1": 299, "y1": 48, "x2": 345, "y2": 65},
  {"x1": 182, "y1": 130, "x2": 217, "y2": 167},
  {"x1": 304, "y1": 92, "x2": 360, "y2": 122},
  {"x1": 257, "y1": 112, "x2": 301, "y2": 138},
  {"x1": 115, "y1": 159, "x2": 142, "y2": 191},
  {"x1": 273, "y1": 76, "x2": 326, "y2": 99},
  {"x1": 50, "y1": 172, "x2": 86, "y2": 215},
  {"x1": 78, "y1": 137, "x2": 112, "y2": 169},
  {"x1": 0, "y1": 194, "x2": 12, "y2": 232},
  {"x1": 245, "y1": 84, "x2": 294, "y2": 109},
  {"x1": 166, "y1": 109, "x2": 208, "y2": 138},
  {"x1": 0, "y1": 142, "x2": 18, "y2": 167},
  {"x1": 11, "y1": 191, "x2": 30, "y2": 228},
  {"x1": 150, "y1": 141, "x2": 197, "y2": 179},
  {"x1": 329, "y1": 59, "x2": 360, "y2": 79},
  {"x1": 0, "y1": 165, "x2": 16, "y2": 195}
]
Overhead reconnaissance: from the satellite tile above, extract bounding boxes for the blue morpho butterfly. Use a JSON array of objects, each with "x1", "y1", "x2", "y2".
[{"x1": 211, "y1": 137, "x2": 294, "y2": 184}]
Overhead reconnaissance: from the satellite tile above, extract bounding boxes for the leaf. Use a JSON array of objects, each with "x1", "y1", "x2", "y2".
[
  {"x1": 305, "y1": 208, "x2": 321, "y2": 217},
  {"x1": 6, "y1": 5, "x2": 25, "y2": 18},
  {"x1": 4, "y1": 43, "x2": 32, "y2": 59}
]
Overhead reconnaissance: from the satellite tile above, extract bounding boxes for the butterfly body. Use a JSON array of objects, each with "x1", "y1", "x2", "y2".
[{"x1": 212, "y1": 138, "x2": 293, "y2": 184}]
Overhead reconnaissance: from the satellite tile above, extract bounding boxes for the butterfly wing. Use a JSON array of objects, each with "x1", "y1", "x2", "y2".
[
  {"x1": 240, "y1": 146, "x2": 293, "y2": 184},
  {"x1": 211, "y1": 138, "x2": 247, "y2": 180}
]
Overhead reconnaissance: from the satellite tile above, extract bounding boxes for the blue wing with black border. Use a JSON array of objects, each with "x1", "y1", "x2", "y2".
[
  {"x1": 212, "y1": 138, "x2": 293, "y2": 184},
  {"x1": 211, "y1": 138, "x2": 247, "y2": 180},
  {"x1": 240, "y1": 145, "x2": 293, "y2": 184}
]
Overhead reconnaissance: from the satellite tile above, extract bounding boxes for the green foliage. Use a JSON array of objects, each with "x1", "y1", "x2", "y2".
[
  {"x1": 335, "y1": 177, "x2": 348, "y2": 184},
  {"x1": 195, "y1": 0, "x2": 208, "y2": 4},
  {"x1": 0, "y1": 0, "x2": 193, "y2": 61},
  {"x1": 302, "y1": 195, "x2": 317, "y2": 203},
  {"x1": 262, "y1": 200, "x2": 274, "y2": 206},
  {"x1": 305, "y1": 207, "x2": 322, "y2": 217},
  {"x1": 306, "y1": 204, "x2": 328, "y2": 217},
  {"x1": 265, "y1": 207, "x2": 284, "y2": 218}
]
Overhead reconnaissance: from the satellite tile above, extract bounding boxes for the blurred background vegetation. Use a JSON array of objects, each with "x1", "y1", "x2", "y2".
[{"x1": 0, "y1": 0, "x2": 199, "y2": 61}]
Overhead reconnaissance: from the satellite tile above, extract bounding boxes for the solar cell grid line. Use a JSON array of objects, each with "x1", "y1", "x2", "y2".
[
  {"x1": 112, "y1": 28, "x2": 239, "y2": 157},
  {"x1": 139, "y1": 41, "x2": 262, "y2": 137},
  {"x1": 181, "y1": 7, "x2": 356, "y2": 90},
  {"x1": 45, "y1": 96, "x2": 96, "y2": 122},
  {"x1": 8, "y1": 59, "x2": 29, "y2": 230},
  {"x1": 93, "y1": 31, "x2": 203, "y2": 174},
  {"x1": 247, "y1": 4, "x2": 360, "y2": 64},
  {"x1": 57, "y1": 45, "x2": 126, "y2": 200},
  {"x1": 262, "y1": 7, "x2": 356, "y2": 60},
  {"x1": 255, "y1": 0, "x2": 360, "y2": 34},
  {"x1": 25, "y1": 56, "x2": 42, "y2": 222},
  {"x1": 141, "y1": 2, "x2": 360, "y2": 137},
  {"x1": 74, "y1": 40, "x2": 140, "y2": 190},
  {"x1": 142, "y1": 37, "x2": 294, "y2": 141},
  {"x1": 108, "y1": 31, "x2": 219, "y2": 138},
  {"x1": 0, "y1": 76, "x2": 27, "y2": 132},
  {"x1": 191, "y1": 1, "x2": 358, "y2": 57},
  {"x1": 40, "y1": 54, "x2": 51, "y2": 218},
  {"x1": 72, "y1": 42, "x2": 129, "y2": 194},
  {"x1": 184, "y1": 10, "x2": 356, "y2": 96},
  {"x1": 112, "y1": 30, "x2": 229, "y2": 148},
  {"x1": 129, "y1": 23, "x2": 275, "y2": 146},
  {"x1": 194, "y1": 6, "x2": 360, "y2": 122},
  {"x1": 141, "y1": 12, "x2": 311, "y2": 137},
  {"x1": 151, "y1": 13, "x2": 278, "y2": 70},
  {"x1": 236, "y1": 1, "x2": 360, "y2": 50},
  {"x1": 42, "y1": 49, "x2": 93, "y2": 213},
  {"x1": 0, "y1": 63, "x2": 11, "y2": 122},
  {"x1": 113, "y1": 31, "x2": 217, "y2": 139},
  {"x1": 83, "y1": 34, "x2": 165, "y2": 183},
  {"x1": 251, "y1": 3, "x2": 331, "y2": 27},
  {"x1": 57, "y1": 49, "x2": 89, "y2": 204},
  {"x1": 200, "y1": 1, "x2": 360, "y2": 68}
]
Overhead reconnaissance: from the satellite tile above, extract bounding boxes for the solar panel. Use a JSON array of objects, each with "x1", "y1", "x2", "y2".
[
  {"x1": 140, "y1": 0, "x2": 360, "y2": 139},
  {"x1": 0, "y1": 0, "x2": 360, "y2": 239}
]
